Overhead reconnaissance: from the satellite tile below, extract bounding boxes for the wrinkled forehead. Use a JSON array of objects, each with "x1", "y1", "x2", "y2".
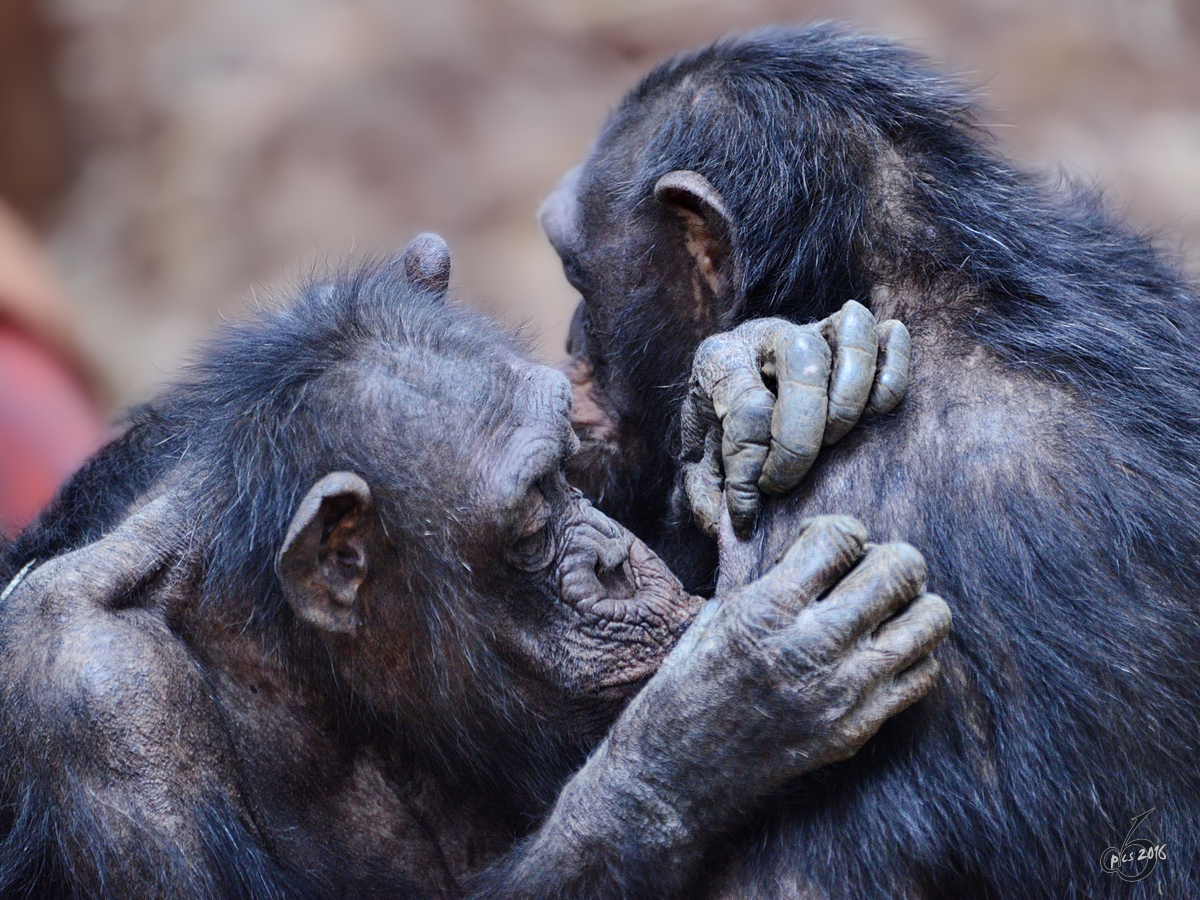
[
  {"x1": 355, "y1": 349, "x2": 574, "y2": 502},
  {"x1": 475, "y1": 362, "x2": 575, "y2": 505}
]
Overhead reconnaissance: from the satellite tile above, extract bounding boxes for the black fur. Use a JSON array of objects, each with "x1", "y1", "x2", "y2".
[
  {"x1": 0, "y1": 262, "x2": 541, "y2": 899},
  {"x1": 571, "y1": 25, "x2": 1200, "y2": 898},
  {"x1": 0, "y1": 780, "x2": 339, "y2": 900}
]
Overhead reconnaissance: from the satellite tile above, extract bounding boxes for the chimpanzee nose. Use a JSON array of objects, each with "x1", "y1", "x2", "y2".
[
  {"x1": 595, "y1": 557, "x2": 635, "y2": 600},
  {"x1": 591, "y1": 517, "x2": 635, "y2": 600},
  {"x1": 557, "y1": 501, "x2": 640, "y2": 607}
]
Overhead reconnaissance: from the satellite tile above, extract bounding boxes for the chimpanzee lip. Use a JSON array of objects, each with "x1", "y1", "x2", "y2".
[
  {"x1": 565, "y1": 562, "x2": 701, "y2": 629},
  {"x1": 573, "y1": 594, "x2": 659, "y2": 622}
]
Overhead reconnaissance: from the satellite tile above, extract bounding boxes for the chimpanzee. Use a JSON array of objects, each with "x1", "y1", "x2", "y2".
[
  {"x1": 0, "y1": 239, "x2": 950, "y2": 899},
  {"x1": 540, "y1": 25, "x2": 1200, "y2": 898}
]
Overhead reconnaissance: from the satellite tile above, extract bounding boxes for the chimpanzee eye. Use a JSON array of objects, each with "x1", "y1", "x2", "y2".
[
  {"x1": 562, "y1": 255, "x2": 590, "y2": 293},
  {"x1": 507, "y1": 488, "x2": 556, "y2": 572},
  {"x1": 508, "y1": 526, "x2": 556, "y2": 573}
]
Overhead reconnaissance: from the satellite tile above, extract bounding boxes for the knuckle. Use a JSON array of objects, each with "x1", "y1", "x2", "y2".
[
  {"x1": 818, "y1": 696, "x2": 860, "y2": 729},
  {"x1": 803, "y1": 514, "x2": 869, "y2": 548},
  {"x1": 921, "y1": 594, "x2": 953, "y2": 634},
  {"x1": 751, "y1": 316, "x2": 797, "y2": 346},
  {"x1": 695, "y1": 332, "x2": 736, "y2": 361},
  {"x1": 841, "y1": 306, "x2": 876, "y2": 338},
  {"x1": 896, "y1": 657, "x2": 940, "y2": 696},
  {"x1": 759, "y1": 447, "x2": 815, "y2": 495},
  {"x1": 776, "y1": 334, "x2": 830, "y2": 382},
  {"x1": 736, "y1": 595, "x2": 794, "y2": 638},
  {"x1": 785, "y1": 327, "x2": 831, "y2": 360},
  {"x1": 779, "y1": 631, "x2": 841, "y2": 682},
  {"x1": 691, "y1": 344, "x2": 734, "y2": 385},
  {"x1": 726, "y1": 390, "x2": 776, "y2": 432},
  {"x1": 724, "y1": 448, "x2": 767, "y2": 486},
  {"x1": 875, "y1": 541, "x2": 927, "y2": 588},
  {"x1": 921, "y1": 656, "x2": 941, "y2": 682},
  {"x1": 842, "y1": 299, "x2": 872, "y2": 321}
]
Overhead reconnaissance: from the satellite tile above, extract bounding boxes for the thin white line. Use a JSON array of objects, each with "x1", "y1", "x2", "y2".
[{"x1": 0, "y1": 560, "x2": 35, "y2": 603}]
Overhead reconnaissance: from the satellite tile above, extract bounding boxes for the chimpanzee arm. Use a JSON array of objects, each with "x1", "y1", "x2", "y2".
[
  {"x1": 680, "y1": 303, "x2": 910, "y2": 535},
  {"x1": 471, "y1": 516, "x2": 949, "y2": 899},
  {"x1": 0, "y1": 495, "x2": 315, "y2": 900}
]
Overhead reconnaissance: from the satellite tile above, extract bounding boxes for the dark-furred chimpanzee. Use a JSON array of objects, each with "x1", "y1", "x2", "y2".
[
  {"x1": 540, "y1": 25, "x2": 1200, "y2": 898},
  {"x1": 0, "y1": 241, "x2": 950, "y2": 899}
]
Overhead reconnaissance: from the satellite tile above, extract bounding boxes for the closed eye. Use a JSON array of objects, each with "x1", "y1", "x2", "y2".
[
  {"x1": 507, "y1": 486, "x2": 557, "y2": 572},
  {"x1": 518, "y1": 488, "x2": 551, "y2": 539},
  {"x1": 508, "y1": 527, "x2": 555, "y2": 573},
  {"x1": 561, "y1": 253, "x2": 590, "y2": 294}
]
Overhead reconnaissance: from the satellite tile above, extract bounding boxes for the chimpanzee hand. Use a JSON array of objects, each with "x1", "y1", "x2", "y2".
[
  {"x1": 610, "y1": 515, "x2": 947, "y2": 820},
  {"x1": 681, "y1": 302, "x2": 910, "y2": 535},
  {"x1": 493, "y1": 516, "x2": 948, "y2": 899}
]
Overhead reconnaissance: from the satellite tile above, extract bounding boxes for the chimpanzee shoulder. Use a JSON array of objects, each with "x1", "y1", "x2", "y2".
[
  {"x1": 1, "y1": 229, "x2": 952, "y2": 899},
  {"x1": 597, "y1": 23, "x2": 1200, "y2": 572}
]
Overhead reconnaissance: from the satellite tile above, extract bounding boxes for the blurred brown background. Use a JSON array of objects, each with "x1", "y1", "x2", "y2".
[{"x1": 2, "y1": 0, "x2": 1199, "y2": 407}]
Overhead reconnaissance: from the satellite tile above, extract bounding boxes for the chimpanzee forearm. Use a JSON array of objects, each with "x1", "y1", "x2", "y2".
[
  {"x1": 473, "y1": 517, "x2": 949, "y2": 899},
  {"x1": 470, "y1": 736, "x2": 711, "y2": 899}
]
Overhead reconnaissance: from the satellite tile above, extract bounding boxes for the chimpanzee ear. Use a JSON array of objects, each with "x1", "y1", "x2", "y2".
[
  {"x1": 654, "y1": 170, "x2": 740, "y2": 307},
  {"x1": 277, "y1": 472, "x2": 375, "y2": 636},
  {"x1": 400, "y1": 232, "x2": 451, "y2": 300}
]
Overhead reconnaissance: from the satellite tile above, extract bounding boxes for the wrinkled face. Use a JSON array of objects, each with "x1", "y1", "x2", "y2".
[
  {"x1": 331, "y1": 352, "x2": 701, "y2": 742},
  {"x1": 459, "y1": 363, "x2": 700, "y2": 707}
]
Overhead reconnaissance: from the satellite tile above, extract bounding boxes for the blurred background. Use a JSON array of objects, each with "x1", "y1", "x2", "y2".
[{"x1": 1, "y1": 0, "x2": 1198, "y2": 533}]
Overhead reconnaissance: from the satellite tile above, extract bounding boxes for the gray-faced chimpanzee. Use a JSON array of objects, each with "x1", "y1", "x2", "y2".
[
  {"x1": 540, "y1": 25, "x2": 1200, "y2": 899},
  {"x1": 0, "y1": 238, "x2": 950, "y2": 899}
]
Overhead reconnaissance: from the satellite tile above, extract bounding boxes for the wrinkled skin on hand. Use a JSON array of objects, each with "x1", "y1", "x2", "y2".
[
  {"x1": 679, "y1": 304, "x2": 910, "y2": 537},
  {"x1": 480, "y1": 516, "x2": 949, "y2": 898},
  {"x1": 545, "y1": 163, "x2": 911, "y2": 591},
  {"x1": 623, "y1": 516, "x2": 945, "y2": 797}
]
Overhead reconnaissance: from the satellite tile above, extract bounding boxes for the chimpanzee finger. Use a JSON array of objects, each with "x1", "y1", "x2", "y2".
[
  {"x1": 683, "y1": 429, "x2": 725, "y2": 540},
  {"x1": 846, "y1": 655, "x2": 941, "y2": 732},
  {"x1": 807, "y1": 542, "x2": 927, "y2": 646},
  {"x1": 758, "y1": 328, "x2": 831, "y2": 495},
  {"x1": 821, "y1": 301, "x2": 879, "y2": 446},
  {"x1": 742, "y1": 516, "x2": 868, "y2": 623},
  {"x1": 864, "y1": 319, "x2": 911, "y2": 417},
  {"x1": 711, "y1": 372, "x2": 776, "y2": 533},
  {"x1": 691, "y1": 330, "x2": 780, "y2": 532},
  {"x1": 868, "y1": 593, "x2": 952, "y2": 672}
]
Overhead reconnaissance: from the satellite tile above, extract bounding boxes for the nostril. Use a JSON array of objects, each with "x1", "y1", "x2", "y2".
[{"x1": 595, "y1": 559, "x2": 636, "y2": 600}]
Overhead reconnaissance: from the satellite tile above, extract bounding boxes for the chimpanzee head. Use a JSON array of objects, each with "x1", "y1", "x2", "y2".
[
  {"x1": 540, "y1": 25, "x2": 973, "y2": 540},
  {"x1": 264, "y1": 266, "x2": 700, "y2": 750},
  {"x1": 8, "y1": 243, "x2": 700, "y2": 802}
]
